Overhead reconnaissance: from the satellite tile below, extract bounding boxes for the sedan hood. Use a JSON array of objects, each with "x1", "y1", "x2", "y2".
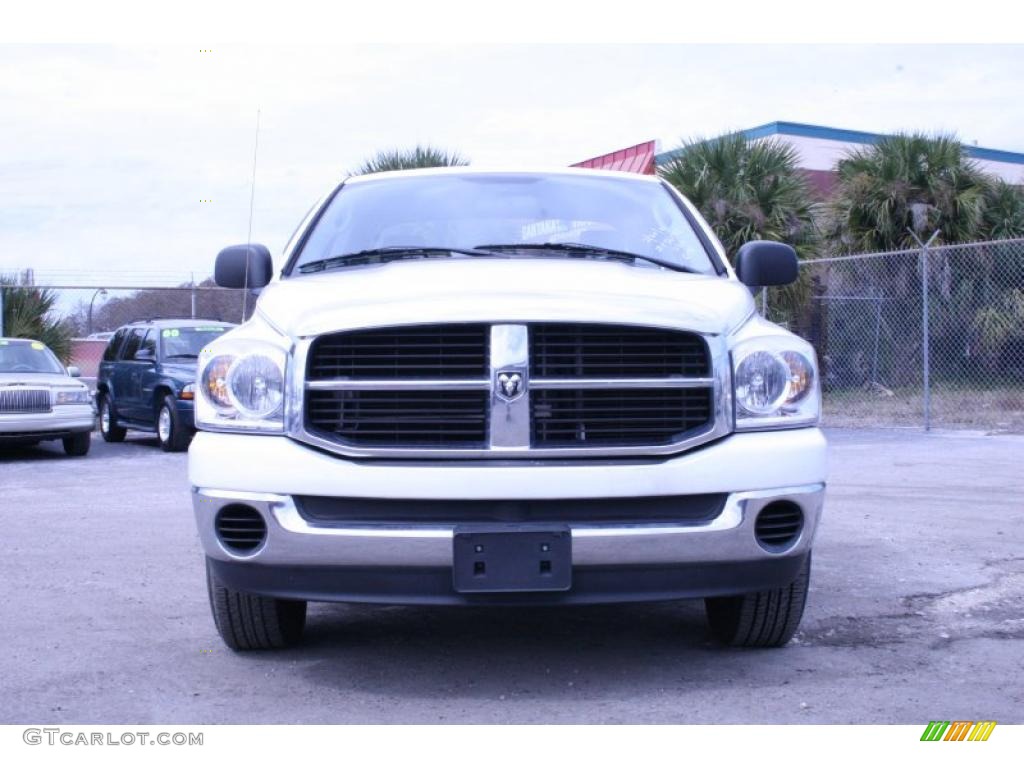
[
  {"x1": 256, "y1": 259, "x2": 754, "y2": 338},
  {"x1": 0, "y1": 372, "x2": 83, "y2": 388}
]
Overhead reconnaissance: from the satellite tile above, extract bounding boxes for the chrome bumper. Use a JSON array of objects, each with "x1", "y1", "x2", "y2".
[
  {"x1": 0, "y1": 405, "x2": 96, "y2": 436},
  {"x1": 193, "y1": 483, "x2": 825, "y2": 568}
]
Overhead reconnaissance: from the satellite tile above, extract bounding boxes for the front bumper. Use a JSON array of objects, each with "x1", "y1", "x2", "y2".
[
  {"x1": 0, "y1": 405, "x2": 96, "y2": 440},
  {"x1": 191, "y1": 428, "x2": 826, "y2": 604}
]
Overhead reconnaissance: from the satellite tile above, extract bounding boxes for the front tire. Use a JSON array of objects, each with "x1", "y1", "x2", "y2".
[
  {"x1": 98, "y1": 394, "x2": 127, "y2": 442},
  {"x1": 206, "y1": 561, "x2": 307, "y2": 651},
  {"x1": 63, "y1": 431, "x2": 91, "y2": 457},
  {"x1": 705, "y1": 553, "x2": 811, "y2": 648},
  {"x1": 157, "y1": 395, "x2": 191, "y2": 452}
]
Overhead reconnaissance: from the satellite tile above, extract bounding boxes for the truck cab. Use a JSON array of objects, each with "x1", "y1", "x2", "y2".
[{"x1": 190, "y1": 168, "x2": 826, "y2": 650}]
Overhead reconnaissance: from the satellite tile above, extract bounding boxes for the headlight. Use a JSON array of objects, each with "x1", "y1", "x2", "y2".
[
  {"x1": 54, "y1": 389, "x2": 91, "y2": 405},
  {"x1": 196, "y1": 337, "x2": 287, "y2": 434},
  {"x1": 732, "y1": 336, "x2": 820, "y2": 430}
]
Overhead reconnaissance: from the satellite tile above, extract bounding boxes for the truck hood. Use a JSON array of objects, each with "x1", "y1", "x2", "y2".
[{"x1": 256, "y1": 259, "x2": 755, "y2": 338}]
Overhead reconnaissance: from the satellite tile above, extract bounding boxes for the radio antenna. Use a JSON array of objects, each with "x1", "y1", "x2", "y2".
[{"x1": 242, "y1": 107, "x2": 261, "y2": 322}]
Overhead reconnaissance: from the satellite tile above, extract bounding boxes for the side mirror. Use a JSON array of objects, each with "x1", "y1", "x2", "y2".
[
  {"x1": 134, "y1": 349, "x2": 155, "y2": 362},
  {"x1": 67, "y1": 366, "x2": 81, "y2": 378},
  {"x1": 215, "y1": 244, "x2": 273, "y2": 289},
  {"x1": 734, "y1": 241, "x2": 799, "y2": 287}
]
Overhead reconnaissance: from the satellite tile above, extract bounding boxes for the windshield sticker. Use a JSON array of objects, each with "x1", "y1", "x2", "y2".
[
  {"x1": 162, "y1": 329, "x2": 181, "y2": 338},
  {"x1": 195, "y1": 327, "x2": 225, "y2": 332},
  {"x1": 31, "y1": 342, "x2": 45, "y2": 350}
]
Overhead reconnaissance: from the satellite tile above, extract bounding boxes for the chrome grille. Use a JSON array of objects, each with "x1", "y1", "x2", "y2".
[
  {"x1": 300, "y1": 322, "x2": 722, "y2": 456},
  {"x1": 0, "y1": 388, "x2": 51, "y2": 414}
]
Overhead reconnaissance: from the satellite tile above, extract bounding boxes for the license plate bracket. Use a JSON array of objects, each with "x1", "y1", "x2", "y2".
[{"x1": 453, "y1": 525, "x2": 572, "y2": 593}]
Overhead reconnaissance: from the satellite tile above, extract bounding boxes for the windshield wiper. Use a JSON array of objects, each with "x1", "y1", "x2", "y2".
[
  {"x1": 298, "y1": 246, "x2": 507, "y2": 274},
  {"x1": 473, "y1": 242, "x2": 697, "y2": 273},
  {"x1": 165, "y1": 353, "x2": 198, "y2": 360}
]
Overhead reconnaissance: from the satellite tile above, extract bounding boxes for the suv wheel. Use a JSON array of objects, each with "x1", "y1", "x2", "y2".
[
  {"x1": 157, "y1": 395, "x2": 191, "y2": 452},
  {"x1": 62, "y1": 431, "x2": 91, "y2": 457},
  {"x1": 206, "y1": 560, "x2": 307, "y2": 650},
  {"x1": 98, "y1": 394, "x2": 127, "y2": 442},
  {"x1": 704, "y1": 553, "x2": 811, "y2": 648}
]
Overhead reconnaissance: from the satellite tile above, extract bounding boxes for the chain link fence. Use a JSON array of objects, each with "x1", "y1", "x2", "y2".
[
  {"x1": 8, "y1": 240, "x2": 1024, "y2": 432},
  {"x1": 784, "y1": 237, "x2": 1024, "y2": 432}
]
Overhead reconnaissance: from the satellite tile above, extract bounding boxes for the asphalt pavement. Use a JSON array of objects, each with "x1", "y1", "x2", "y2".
[{"x1": 1, "y1": 428, "x2": 1022, "y2": 724}]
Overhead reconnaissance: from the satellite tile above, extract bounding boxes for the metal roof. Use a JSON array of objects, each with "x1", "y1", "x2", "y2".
[
  {"x1": 571, "y1": 141, "x2": 657, "y2": 175},
  {"x1": 655, "y1": 121, "x2": 1024, "y2": 167}
]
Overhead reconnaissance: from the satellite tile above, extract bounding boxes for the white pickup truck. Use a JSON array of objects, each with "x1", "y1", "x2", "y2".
[{"x1": 189, "y1": 167, "x2": 826, "y2": 651}]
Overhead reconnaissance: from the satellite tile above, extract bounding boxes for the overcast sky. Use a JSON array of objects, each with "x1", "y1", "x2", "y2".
[{"x1": 1, "y1": 44, "x2": 1022, "y2": 287}]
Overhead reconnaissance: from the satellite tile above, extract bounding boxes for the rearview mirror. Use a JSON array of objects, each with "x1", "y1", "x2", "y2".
[
  {"x1": 215, "y1": 244, "x2": 273, "y2": 289},
  {"x1": 734, "y1": 241, "x2": 799, "y2": 287}
]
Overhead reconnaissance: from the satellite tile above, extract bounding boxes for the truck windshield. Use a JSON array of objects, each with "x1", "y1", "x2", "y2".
[
  {"x1": 289, "y1": 173, "x2": 718, "y2": 276},
  {"x1": 0, "y1": 340, "x2": 65, "y2": 374}
]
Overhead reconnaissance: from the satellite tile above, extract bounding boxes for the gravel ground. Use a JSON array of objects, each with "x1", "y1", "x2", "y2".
[{"x1": 1, "y1": 427, "x2": 1022, "y2": 724}]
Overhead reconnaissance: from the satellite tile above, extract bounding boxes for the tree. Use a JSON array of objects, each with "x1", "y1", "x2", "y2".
[
  {"x1": 658, "y1": 133, "x2": 821, "y2": 326},
  {"x1": 0, "y1": 277, "x2": 74, "y2": 363},
  {"x1": 354, "y1": 145, "x2": 469, "y2": 175},
  {"x1": 825, "y1": 133, "x2": 1024, "y2": 381},
  {"x1": 826, "y1": 133, "x2": 1024, "y2": 253}
]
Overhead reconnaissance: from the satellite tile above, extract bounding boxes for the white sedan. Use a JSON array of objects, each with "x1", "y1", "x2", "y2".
[{"x1": 0, "y1": 338, "x2": 96, "y2": 456}]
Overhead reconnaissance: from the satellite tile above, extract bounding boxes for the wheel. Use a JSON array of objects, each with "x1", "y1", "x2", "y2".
[
  {"x1": 705, "y1": 553, "x2": 812, "y2": 648},
  {"x1": 62, "y1": 431, "x2": 91, "y2": 457},
  {"x1": 206, "y1": 560, "x2": 307, "y2": 650},
  {"x1": 157, "y1": 395, "x2": 191, "y2": 452},
  {"x1": 98, "y1": 394, "x2": 127, "y2": 442}
]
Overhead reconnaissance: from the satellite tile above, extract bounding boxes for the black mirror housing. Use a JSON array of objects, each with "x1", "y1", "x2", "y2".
[
  {"x1": 734, "y1": 241, "x2": 799, "y2": 287},
  {"x1": 215, "y1": 244, "x2": 273, "y2": 289}
]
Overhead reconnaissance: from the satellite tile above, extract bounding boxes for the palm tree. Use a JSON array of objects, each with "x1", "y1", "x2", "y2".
[
  {"x1": 659, "y1": 133, "x2": 821, "y2": 326},
  {"x1": 825, "y1": 133, "x2": 1024, "y2": 382},
  {"x1": 1, "y1": 277, "x2": 74, "y2": 363},
  {"x1": 825, "y1": 133, "x2": 1013, "y2": 254},
  {"x1": 354, "y1": 145, "x2": 469, "y2": 175}
]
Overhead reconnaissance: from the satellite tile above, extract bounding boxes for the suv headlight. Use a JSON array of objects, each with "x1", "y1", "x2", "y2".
[
  {"x1": 731, "y1": 336, "x2": 820, "y2": 430},
  {"x1": 196, "y1": 338, "x2": 287, "y2": 434}
]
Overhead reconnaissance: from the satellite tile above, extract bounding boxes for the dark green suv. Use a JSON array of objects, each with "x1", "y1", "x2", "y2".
[{"x1": 96, "y1": 320, "x2": 234, "y2": 451}]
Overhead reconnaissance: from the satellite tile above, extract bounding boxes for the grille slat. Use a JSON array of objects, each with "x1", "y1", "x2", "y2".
[
  {"x1": 309, "y1": 325, "x2": 489, "y2": 380},
  {"x1": 532, "y1": 388, "x2": 713, "y2": 447},
  {"x1": 306, "y1": 390, "x2": 488, "y2": 446},
  {"x1": 0, "y1": 389, "x2": 51, "y2": 414},
  {"x1": 531, "y1": 324, "x2": 709, "y2": 379}
]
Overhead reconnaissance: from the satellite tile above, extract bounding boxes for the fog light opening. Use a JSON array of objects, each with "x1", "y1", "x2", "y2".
[
  {"x1": 754, "y1": 501, "x2": 804, "y2": 552},
  {"x1": 214, "y1": 504, "x2": 267, "y2": 554}
]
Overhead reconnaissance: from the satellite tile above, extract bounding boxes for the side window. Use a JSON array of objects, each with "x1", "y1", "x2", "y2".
[
  {"x1": 139, "y1": 330, "x2": 157, "y2": 357},
  {"x1": 121, "y1": 328, "x2": 145, "y2": 360},
  {"x1": 103, "y1": 329, "x2": 128, "y2": 362}
]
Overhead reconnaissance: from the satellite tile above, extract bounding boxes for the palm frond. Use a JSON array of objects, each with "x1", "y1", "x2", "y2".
[{"x1": 354, "y1": 145, "x2": 469, "y2": 175}]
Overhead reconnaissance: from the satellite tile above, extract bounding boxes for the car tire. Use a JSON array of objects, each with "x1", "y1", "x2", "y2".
[
  {"x1": 62, "y1": 431, "x2": 91, "y2": 457},
  {"x1": 98, "y1": 394, "x2": 127, "y2": 443},
  {"x1": 206, "y1": 560, "x2": 307, "y2": 651},
  {"x1": 704, "y1": 553, "x2": 811, "y2": 648},
  {"x1": 157, "y1": 395, "x2": 191, "y2": 452}
]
